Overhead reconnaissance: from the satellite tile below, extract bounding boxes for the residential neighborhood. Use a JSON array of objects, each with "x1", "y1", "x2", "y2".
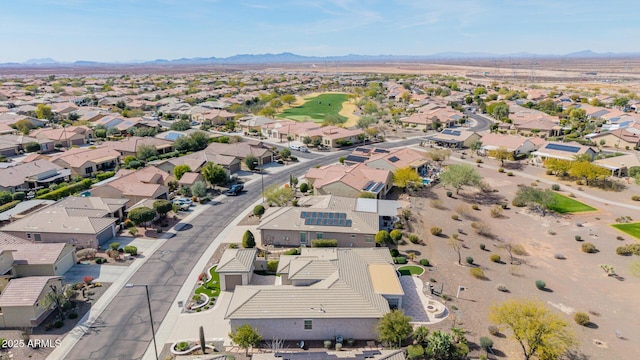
[{"x1": 0, "y1": 56, "x2": 639, "y2": 360}]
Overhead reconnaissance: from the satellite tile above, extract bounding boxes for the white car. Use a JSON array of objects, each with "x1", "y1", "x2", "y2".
[{"x1": 171, "y1": 198, "x2": 193, "y2": 210}]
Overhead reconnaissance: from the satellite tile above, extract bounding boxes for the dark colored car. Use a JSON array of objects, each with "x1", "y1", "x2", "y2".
[{"x1": 225, "y1": 184, "x2": 244, "y2": 196}]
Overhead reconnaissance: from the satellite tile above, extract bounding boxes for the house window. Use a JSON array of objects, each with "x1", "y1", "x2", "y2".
[
  {"x1": 299, "y1": 232, "x2": 307, "y2": 244},
  {"x1": 316, "y1": 232, "x2": 323, "y2": 240},
  {"x1": 304, "y1": 320, "x2": 312, "y2": 330},
  {"x1": 85, "y1": 166, "x2": 93, "y2": 175},
  {"x1": 33, "y1": 234, "x2": 42, "y2": 242},
  {"x1": 365, "y1": 235, "x2": 374, "y2": 243}
]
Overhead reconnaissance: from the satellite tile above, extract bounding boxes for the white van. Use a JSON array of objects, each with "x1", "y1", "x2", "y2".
[{"x1": 289, "y1": 144, "x2": 301, "y2": 151}]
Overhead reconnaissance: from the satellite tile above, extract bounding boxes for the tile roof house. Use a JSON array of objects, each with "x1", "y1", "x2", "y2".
[
  {"x1": 0, "y1": 276, "x2": 63, "y2": 327},
  {"x1": 0, "y1": 196, "x2": 126, "y2": 248},
  {"x1": 531, "y1": 141, "x2": 598, "y2": 161},
  {"x1": 0, "y1": 243, "x2": 77, "y2": 277},
  {"x1": 216, "y1": 248, "x2": 258, "y2": 291},
  {"x1": 31, "y1": 125, "x2": 94, "y2": 147},
  {"x1": 100, "y1": 136, "x2": 174, "y2": 157},
  {"x1": 425, "y1": 129, "x2": 481, "y2": 149},
  {"x1": 0, "y1": 159, "x2": 70, "y2": 193},
  {"x1": 305, "y1": 163, "x2": 393, "y2": 199},
  {"x1": 90, "y1": 166, "x2": 170, "y2": 207},
  {"x1": 590, "y1": 129, "x2": 640, "y2": 150},
  {"x1": 359, "y1": 148, "x2": 430, "y2": 174},
  {"x1": 224, "y1": 247, "x2": 403, "y2": 341},
  {"x1": 155, "y1": 147, "x2": 241, "y2": 175},
  {"x1": 258, "y1": 195, "x2": 403, "y2": 248},
  {"x1": 47, "y1": 147, "x2": 121, "y2": 177},
  {"x1": 479, "y1": 133, "x2": 540, "y2": 155},
  {"x1": 205, "y1": 140, "x2": 275, "y2": 166},
  {"x1": 0, "y1": 134, "x2": 55, "y2": 156}
]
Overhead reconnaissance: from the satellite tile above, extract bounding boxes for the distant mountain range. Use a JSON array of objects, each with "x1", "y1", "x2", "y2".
[{"x1": 4, "y1": 50, "x2": 640, "y2": 67}]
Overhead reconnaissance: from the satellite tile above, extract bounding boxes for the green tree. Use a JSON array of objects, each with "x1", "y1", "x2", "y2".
[
  {"x1": 413, "y1": 325, "x2": 430, "y2": 346},
  {"x1": 191, "y1": 180, "x2": 207, "y2": 198},
  {"x1": 302, "y1": 136, "x2": 312, "y2": 145},
  {"x1": 170, "y1": 119, "x2": 192, "y2": 131},
  {"x1": 189, "y1": 131, "x2": 209, "y2": 151},
  {"x1": 242, "y1": 230, "x2": 256, "y2": 248},
  {"x1": 544, "y1": 158, "x2": 572, "y2": 176},
  {"x1": 41, "y1": 283, "x2": 74, "y2": 322},
  {"x1": 281, "y1": 94, "x2": 296, "y2": 106},
  {"x1": 35, "y1": 104, "x2": 53, "y2": 120},
  {"x1": 393, "y1": 167, "x2": 421, "y2": 189},
  {"x1": 512, "y1": 186, "x2": 556, "y2": 216},
  {"x1": 258, "y1": 106, "x2": 276, "y2": 118},
  {"x1": 15, "y1": 119, "x2": 36, "y2": 134},
  {"x1": 241, "y1": 153, "x2": 257, "y2": 170},
  {"x1": 375, "y1": 230, "x2": 391, "y2": 245},
  {"x1": 376, "y1": 309, "x2": 413, "y2": 348},
  {"x1": 569, "y1": 161, "x2": 609, "y2": 186},
  {"x1": 439, "y1": 164, "x2": 483, "y2": 194},
  {"x1": 280, "y1": 147, "x2": 291, "y2": 160},
  {"x1": 228, "y1": 324, "x2": 262, "y2": 356},
  {"x1": 201, "y1": 162, "x2": 228, "y2": 187},
  {"x1": 489, "y1": 299, "x2": 577, "y2": 360},
  {"x1": 128, "y1": 206, "x2": 156, "y2": 228},
  {"x1": 173, "y1": 164, "x2": 191, "y2": 180},
  {"x1": 153, "y1": 199, "x2": 173, "y2": 217},
  {"x1": 363, "y1": 101, "x2": 378, "y2": 115},
  {"x1": 136, "y1": 144, "x2": 157, "y2": 161},
  {"x1": 24, "y1": 141, "x2": 41, "y2": 153},
  {"x1": 613, "y1": 97, "x2": 629, "y2": 108},
  {"x1": 425, "y1": 331, "x2": 457, "y2": 360},
  {"x1": 488, "y1": 146, "x2": 513, "y2": 166},
  {"x1": 469, "y1": 140, "x2": 482, "y2": 157}
]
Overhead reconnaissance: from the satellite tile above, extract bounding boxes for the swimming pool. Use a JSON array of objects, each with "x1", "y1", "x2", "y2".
[{"x1": 422, "y1": 178, "x2": 431, "y2": 185}]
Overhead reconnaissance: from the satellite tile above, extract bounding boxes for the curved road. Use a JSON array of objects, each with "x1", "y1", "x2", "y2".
[
  {"x1": 466, "y1": 113, "x2": 494, "y2": 132},
  {"x1": 65, "y1": 138, "x2": 421, "y2": 360}
]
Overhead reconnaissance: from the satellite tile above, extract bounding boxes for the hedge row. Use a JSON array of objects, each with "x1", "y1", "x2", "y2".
[
  {"x1": 95, "y1": 171, "x2": 116, "y2": 181},
  {"x1": 37, "y1": 179, "x2": 93, "y2": 200},
  {"x1": 311, "y1": 239, "x2": 338, "y2": 247},
  {"x1": 0, "y1": 200, "x2": 20, "y2": 213}
]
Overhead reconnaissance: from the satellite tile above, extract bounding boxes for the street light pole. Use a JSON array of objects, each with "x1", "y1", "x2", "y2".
[
  {"x1": 254, "y1": 160, "x2": 265, "y2": 203},
  {"x1": 125, "y1": 284, "x2": 158, "y2": 360}
]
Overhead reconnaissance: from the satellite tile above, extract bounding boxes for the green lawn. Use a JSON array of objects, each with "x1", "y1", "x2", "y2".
[
  {"x1": 278, "y1": 93, "x2": 348, "y2": 123},
  {"x1": 195, "y1": 266, "x2": 220, "y2": 298},
  {"x1": 397, "y1": 265, "x2": 425, "y2": 276},
  {"x1": 612, "y1": 223, "x2": 640, "y2": 240},
  {"x1": 548, "y1": 193, "x2": 597, "y2": 213}
]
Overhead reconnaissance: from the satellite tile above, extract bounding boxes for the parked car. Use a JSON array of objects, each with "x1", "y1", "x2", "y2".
[
  {"x1": 225, "y1": 184, "x2": 244, "y2": 196},
  {"x1": 171, "y1": 197, "x2": 193, "y2": 210}
]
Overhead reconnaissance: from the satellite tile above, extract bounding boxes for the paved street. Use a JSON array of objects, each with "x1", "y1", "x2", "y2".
[{"x1": 62, "y1": 138, "x2": 420, "y2": 360}]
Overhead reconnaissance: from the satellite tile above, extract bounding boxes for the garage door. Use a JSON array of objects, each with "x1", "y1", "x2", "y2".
[{"x1": 225, "y1": 274, "x2": 243, "y2": 291}]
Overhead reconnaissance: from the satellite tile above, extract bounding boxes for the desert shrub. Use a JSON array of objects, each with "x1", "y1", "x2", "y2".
[
  {"x1": 394, "y1": 256, "x2": 407, "y2": 264},
  {"x1": 389, "y1": 248, "x2": 400, "y2": 257},
  {"x1": 430, "y1": 199, "x2": 445, "y2": 209},
  {"x1": 574, "y1": 312, "x2": 590, "y2": 326},
  {"x1": 472, "y1": 204, "x2": 480, "y2": 210},
  {"x1": 554, "y1": 253, "x2": 566, "y2": 259},
  {"x1": 546, "y1": 169, "x2": 553, "y2": 175},
  {"x1": 408, "y1": 234, "x2": 420, "y2": 244},
  {"x1": 54, "y1": 320, "x2": 64, "y2": 328},
  {"x1": 488, "y1": 325, "x2": 500, "y2": 336},
  {"x1": 480, "y1": 243, "x2": 486, "y2": 250},
  {"x1": 430, "y1": 227, "x2": 442, "y2": 236},
  {"x1": 124, "y1": 245, "x2": 138, "y2": 255},
  {"x1": 471, "y1": 221, "x2": 492, "y2": 236},
  {"x1": 451, "y1": 214, "x2": 459, "y2": 220},
  {"x1": 446, "y1": 191, "x2": 453, "y2": 197},
  {"x1": 490, "y1": 206, "x2": 503, "y2": 218},
  {"x1": 68, "y1": 312, "x2": 78, "y2": 319},
  {"x1": 512, "y1": 244, "x2": 527, "y2": 255},
  {"x1": 496, "y1": 284, "x2": 508, "y2": 292},
  {"x1": 253, "y1": 204, "x2": 265, "y2": 216},
  {"x1": 11, "y1": 192, "x2": 26, "y2": 201},
  {"x1": 616, "y1": 246, "x2": 632, "y2": 256},
  {"x1": 390, "y1": 229, "x2": 403, "y2": 242},
  {"x1": 419, "y1": 259, "x2": 430, "y2": 266},
  {"x1": 479, "y1": 337, "x2": 494, "y2": 351},
  {"x1": 109, "y1": 242, "x2": 120, "y2": 250},
  {"x1": 470, "y1": 268, "x2": 485, "y2": 279},
  {"x1": 284, "y1": 248, "x2": 299, "y2": 256},
  {"x1": 407, "y1": 344, "x2": 424, "y2": 360},
  {"x1": 267, "y1": 260, "x2": 279, "y2": 273},
  {"x1": 512, "y1": 197, "x2": 526, "y2": 207},
  {"x1": 535, "y1": 280, "x2": 546, "y2": 290},
  {"x1": 451, "y1": 233, "x2": 458, "y2": 240},
  {"x1": 466, "y1": 256, "x2": 474, "y2": 265},
  {"x1": 551, "y1": 184, "x2": 561, "y2": 191},
  {"x1": 490, "y1": 254, "x2": 501, "y2": 263},
  {"x1": 311, "y1": 239, "x2": 338, "y2": 247},
  {"x1": 575, "y1": 235, "x2": 582, "y2": 241},
  {"x1": 507, "y1": 172, "x2": 514, "y2": 176},
  {"x1": 106, "y1": 249, "x2": 120, "y2": 259},
  {"x1": 175, "y1": 342, "x2": 190, "y2": 352},
  {"x1": 632, "y1": 195, "x2": 640, "y2": 201},
  {"x1": 476, "y1": 158, "x2": 483, "y2": 163},
  {"x1": 299, "y1": 182, "x2": 309, "y2": 193},
  {"x1": 95, "y1": 257, "x2": 106, "y2": 264},
  {"x1": 498, "y1": 167, "x2": 505, "y2": 173},
  {"x1": 242, "y1": 230, "x2": 256, "y2": 248},
  {"x1": 77, "y1": 248, "x2": 97, "y2": 260},
  {"x1": 128, "y1": 227, "x2": 138, "y2": 236},
  {"x1": 581, "y1": 242, "x2": 597, "y2": 253},
  {"x1": 83, "y1": 276, "x2": 94, "y2": 285},
  {"x1": 616, "y1": 236, "x2": 624, "y2": 241}
]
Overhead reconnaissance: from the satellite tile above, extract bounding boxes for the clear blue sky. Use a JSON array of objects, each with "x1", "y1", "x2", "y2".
[{"x1": 0, "y1": 0, "x2": 637, "y2": 62}]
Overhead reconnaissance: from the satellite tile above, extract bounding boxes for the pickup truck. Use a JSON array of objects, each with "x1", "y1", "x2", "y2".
[{"x1": 225, "y1": 184, "x2": 244, "y2": 196}]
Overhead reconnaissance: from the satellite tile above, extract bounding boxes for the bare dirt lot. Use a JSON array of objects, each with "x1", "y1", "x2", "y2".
[{"x1": 394, "y1": 151, "x2": 640, "y2": 360}]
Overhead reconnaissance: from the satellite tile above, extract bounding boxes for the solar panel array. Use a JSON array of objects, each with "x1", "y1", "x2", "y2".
[
  {"x1": 165, "y1": 132, "x2": 183, "y2": 141},
  {"x1": 373, "y1": 148, "x2": 390, "y2": 153},
  {"x1": 388, "y1": 156, "x2": 400, "y2": 163},
  {"x1": 300, "y1": 211, "x2": 352, "y2": 227},
  {"x1": 545, "y1": 143, "x2": 580, "y2": 153},
  {"x1": 355, "y1": 147, "x2": 369, "y2": 152},
  {"x1": 442, "y1": 129, "x2": 461, "y2": 136}
]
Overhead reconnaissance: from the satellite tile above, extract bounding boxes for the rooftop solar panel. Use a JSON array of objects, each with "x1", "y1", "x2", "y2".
[
  {"x1": 545, "y1": 143, "x2": 580, "y2": 153},
  {"x1": 388, "y1": 156, "x2": 400, "y2": 163},
  {"x1": 344, "y1": 155, "x2": 368, "y2": 163},
  {"x1": 373, "y1": 149, "x2": 390, "y2": 153}
]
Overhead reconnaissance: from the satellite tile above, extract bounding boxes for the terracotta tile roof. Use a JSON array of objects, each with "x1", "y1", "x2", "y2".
[
  {"x1": 0, "y1": 276, "x2": 60, "y2": 307},
  {"x1": 0, "y1": 243, "x2": 69, "y2": 265}
]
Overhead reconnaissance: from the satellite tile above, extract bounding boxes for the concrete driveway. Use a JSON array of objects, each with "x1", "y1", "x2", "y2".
[
  {"x1": 167, "y1": 291, "x2": 233, "y2": 345},
  {"x1": 64, "y1": 264, "x2": 127, "y2": 283}
]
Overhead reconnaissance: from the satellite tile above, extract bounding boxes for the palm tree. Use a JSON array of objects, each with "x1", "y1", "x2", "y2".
[{"x1": 41, "y1": 283, "x2": 74, "y2": 322}]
